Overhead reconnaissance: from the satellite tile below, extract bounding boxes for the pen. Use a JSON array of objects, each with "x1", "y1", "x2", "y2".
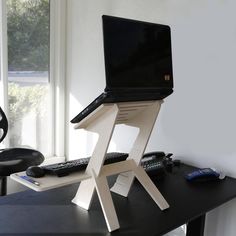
[{"x1": 18, "y1": 175, "x2": 40, "y2": 186}]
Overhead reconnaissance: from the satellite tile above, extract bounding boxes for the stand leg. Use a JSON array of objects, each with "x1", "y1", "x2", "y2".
[
  {"x1": 72, "y1": 105, "x2": 119, "y2": 210},
  {"x1": 110, "y1": 172, "x2": 134, "y2": 197},
  {"x1": 92, "y1": 170, "x2": 120, "y2": 232},
  {"x1": 72, "y1": 179, "x2": 95, "y2": 210},
  {"x1": 111, "y1": 161, "x2": 169, "y2": 210},
  {"x1": 111, "y1": 101, "x2": 162, "y2": 197},
  {"x1": 133, "y1": 166, "x2": 169, "y2": 210}
]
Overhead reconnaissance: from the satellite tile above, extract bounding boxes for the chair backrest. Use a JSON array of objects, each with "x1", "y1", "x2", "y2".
[{"x1": 0, "y1": 107, "x2": 8, "y2": 143}]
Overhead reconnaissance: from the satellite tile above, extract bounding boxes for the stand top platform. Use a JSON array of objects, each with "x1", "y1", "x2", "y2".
[{"x1": 73, "y1": 100, "x2": 162, "y2": 129}]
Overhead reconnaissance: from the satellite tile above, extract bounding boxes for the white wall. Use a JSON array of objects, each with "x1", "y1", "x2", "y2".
[{"x1": 65, "y1": 1, "x2": 236, "y2": 235}]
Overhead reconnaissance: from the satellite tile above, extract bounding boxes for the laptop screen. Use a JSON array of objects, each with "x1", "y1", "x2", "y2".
[{"x1": 102, "y1": 15, "x2": 173, "y2": 92}]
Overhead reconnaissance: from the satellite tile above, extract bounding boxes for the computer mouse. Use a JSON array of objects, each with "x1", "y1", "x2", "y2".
[{"x1": 26, "y1": 166, "x2": 45, "y2": 178}]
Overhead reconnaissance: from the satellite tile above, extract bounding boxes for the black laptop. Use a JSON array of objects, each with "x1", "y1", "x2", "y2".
[{"x1": 71, "y1": 15, "x2": 174, "y2": 124}]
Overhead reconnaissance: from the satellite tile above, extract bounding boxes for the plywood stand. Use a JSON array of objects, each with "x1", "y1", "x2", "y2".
[{"x1": 72, "y1": 100, "x2": 169, "y2": 232}]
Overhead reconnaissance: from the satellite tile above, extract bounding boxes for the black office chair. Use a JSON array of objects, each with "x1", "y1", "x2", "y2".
[{"x1": 0, "y1": 107, "x2": 44, "y2": 196}]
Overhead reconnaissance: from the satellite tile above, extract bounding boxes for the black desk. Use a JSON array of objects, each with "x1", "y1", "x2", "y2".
[{"x1": 1, "y1": 164, "x2": 236, "y2": 236}]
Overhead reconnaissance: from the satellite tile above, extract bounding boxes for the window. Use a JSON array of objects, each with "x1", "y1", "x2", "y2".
[
  {"x1": 7, "y1": 0, "x2": 51, "y2": 155},
  {"x1": 0, "y1": 0, "x2": 66, "y2": 160}
]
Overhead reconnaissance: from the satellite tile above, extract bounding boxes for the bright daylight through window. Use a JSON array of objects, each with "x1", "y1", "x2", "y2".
[{"x1": 6, "y1": 0, "x2": 52, "y2": 156}]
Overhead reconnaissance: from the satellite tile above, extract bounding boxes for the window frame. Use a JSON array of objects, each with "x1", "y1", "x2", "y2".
[{"x1": 0, "y1": 0, "x2": 66, "y2": 163}]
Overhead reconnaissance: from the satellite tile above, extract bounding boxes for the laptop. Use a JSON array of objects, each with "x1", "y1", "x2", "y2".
[{"x1": 70, "y1": 15, "x2": 174, "y2": 124}]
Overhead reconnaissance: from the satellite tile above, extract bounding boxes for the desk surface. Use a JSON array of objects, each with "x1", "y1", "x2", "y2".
[{"x1": 1, "y1": 164, "x2": 236, "y2": 236}]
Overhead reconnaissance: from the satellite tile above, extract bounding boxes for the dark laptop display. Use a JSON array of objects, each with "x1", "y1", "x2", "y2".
[{"x1": 71, "y1": 15, "x2": 174, "y2": 124}]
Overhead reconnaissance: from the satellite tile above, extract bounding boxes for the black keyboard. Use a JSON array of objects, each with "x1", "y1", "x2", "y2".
[{"x1": 42, "y1": 152, "x2": 128, "y2": 177}]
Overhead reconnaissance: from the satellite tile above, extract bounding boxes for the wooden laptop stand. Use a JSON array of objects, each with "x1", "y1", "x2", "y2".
[{"x1": 72, "y1": 100, "x2": 169, "y2": 232}]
